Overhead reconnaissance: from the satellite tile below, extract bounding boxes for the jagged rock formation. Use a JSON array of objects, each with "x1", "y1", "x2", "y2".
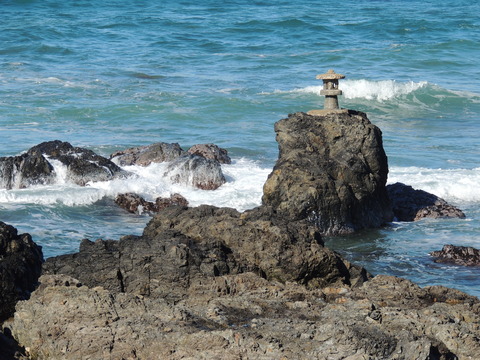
[
  {"x1": 164, "y1": 155, "x2": 226, "y2": 190},
  {"x1": 262, "y1": 111, "x2": 393, "y2": 235},
  {"x1": 43, "y1": 205, "x2": 368, "y2": 300},
  {"x1": 387, "y1": 182, "x2": 466, "y2": 221},
  {"x1": 0, "y1": 222, "x2": 43, "y2": 322},
  {"x1": 187, "y1": 143, "x2": 232, "y2": 164},
  {"x1": 114, "y1": 192, "x2": 188, "y2": 214},
  {"x1": 110, "y1": 142, "x2": 186, "y2": 166},
  {"x1": 430, "y1": 244, "x2": 480, "y2": 266},
  {"x1": 9, "y1": 273, "x2": 480, "y2": 359}
]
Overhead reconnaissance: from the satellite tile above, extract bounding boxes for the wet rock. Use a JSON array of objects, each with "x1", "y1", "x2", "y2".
[
  {"x1": 262, "y1": 111, "x2": 393, "y2": 235},
  {"x1": 387, "y1": 182, "x2": 465, "y2": 221},
  {"x1": 110, "y1": 142, "x2": 186, "y2": 166},
  {"x1": 114, "y1": 193, "x2": 157, "y2": 214},
  {"x1": 164, "y1": 154, "x2": 226, "y2": 190},
  {"x1": 27, "y1": 140, "x2": 130, "y2": 186},
  {"x1": 114, "y1": 192, "x2": 188, "y2": 214},
  {"x1": 0, "y1": 153, "x2": 55, "y2": 190},
  {"x1": 430, "y1": 244, "x2": 480, "y2": 266},
  {"x1": 187, "y1": 143, "x2": 231, "y2": 164},
  {"x1": 0, "y1": 222, "x2": 43, "y2": 322}
]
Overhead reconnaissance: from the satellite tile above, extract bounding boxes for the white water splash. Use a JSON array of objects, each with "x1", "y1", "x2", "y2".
[
  {"x1": 388, "y1": 166, "x2": 480, "y2": 205},
  {"x1": 0, "y1": 158, "x2": 271, "y2": 212},
  {"x1": 284, "y1": 79, "x2": 428, "y2": 101}
]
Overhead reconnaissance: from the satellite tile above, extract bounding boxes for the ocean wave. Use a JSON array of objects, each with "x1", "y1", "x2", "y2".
[
  {"x1": 280, "y1": 79, "x2": 480, "y2": 103},
  {"x1": 286, "y1": 79, "x2": 428, "y2": 101},
  {"x1": 388, "y1": 166, "x2": 480, "y2": 205}
]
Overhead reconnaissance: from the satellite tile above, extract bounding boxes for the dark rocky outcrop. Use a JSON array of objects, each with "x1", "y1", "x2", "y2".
[
  {"x1": 114, "y1": 192, "x2": 188, "y2": 214},
  {"x1": 27, "y1": 140, "x2": 130, "y2": 186},
  {"x1": 0, "y1": 141, "x2": 130, "y2": 189},
  {"x1": 43, "y1": 205, "x2": 368, "y2": 301},
  {"x1": 387, "y1": 182, "x2": 465, "y2": 221},
  {"x1": 262, "y1": 111, "x2": 393, "y2": 235},
  {"x1": 187, "y1": 143, "x2": 232, "y2": 164},
  {"x1": 0, "y1": 222, "x2": 43, "y2": 322},
  {"x1": 0, "y1": 153, "x2": 55, "y2": 190},
  {"x1": 110, "y1": 142, "x2": 186, "y2": 166},
  {"x1": 430, "y1": 244, "x2": 480, "y2": 266},
  {"x1": 164, "y1": 155, "x2": 226, "y2": 190}
]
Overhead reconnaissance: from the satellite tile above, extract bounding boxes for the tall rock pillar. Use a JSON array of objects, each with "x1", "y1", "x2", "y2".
[{"x1": 262, "y1": 110, "x2": 393, "y2": 235}]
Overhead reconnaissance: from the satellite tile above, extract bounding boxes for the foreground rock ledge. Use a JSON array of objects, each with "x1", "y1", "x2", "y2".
[{"x1": 9, "y1": 273, "x2": 480, "y2": 359}]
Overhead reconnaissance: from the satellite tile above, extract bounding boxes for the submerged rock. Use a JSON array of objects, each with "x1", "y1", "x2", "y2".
[
  {"x1": 110, "y1": 142, "x2": 186, "y2": 166},
  {"x1": 164, "y1": 154, "x2": 226, "y2": 190},
  {"x1": 114, "y1": 192, "x2": 188, "y2": 214},
  {"x1": 187, "y1": 143, "x2": 231, "y2": 164},
  {"x1": 387, "y1": 182, "x2": 465, "y2": 221},
  {"x1": 430, "y1": 244, "x2": 480, "y2": 266},
  {"x1": 262, "y1": 111, "x2": 393, "y2": 235},
  {"x1": 0, "y1": 222, "x2": 43, "y2": 322}
]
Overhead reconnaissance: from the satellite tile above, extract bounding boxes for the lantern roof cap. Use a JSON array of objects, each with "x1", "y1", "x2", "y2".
[{"x1": 316, "y1": 69, "x2": 345, "y2": 80}]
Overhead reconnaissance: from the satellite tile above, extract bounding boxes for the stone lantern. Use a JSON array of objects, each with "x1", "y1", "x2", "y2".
[
  {"x1": 308, "y1": 69, "x2": 347, "y2": 115},
  {"x1": 318, "y1": 69, "x2": 345, "y2": 110}
]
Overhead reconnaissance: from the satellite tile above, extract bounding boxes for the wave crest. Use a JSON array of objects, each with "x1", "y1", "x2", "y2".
[{"x1": 290, "y1": 79, "x2": 428, "y2": 101}]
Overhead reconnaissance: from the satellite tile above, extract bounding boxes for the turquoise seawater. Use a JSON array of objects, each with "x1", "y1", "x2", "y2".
[{"x1": 1, "y1": 0, "x2": 480, "y2": 296}]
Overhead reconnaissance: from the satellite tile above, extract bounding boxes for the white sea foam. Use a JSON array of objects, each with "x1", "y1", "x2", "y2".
[
  {"x1": 388, "y1": 166, "x2": 480, "y2": 205},
  {"x1": 285, "y1": 79, "x2": 429, "y2": 101},
  {"x1": 0, "y1": 158, "x2": 271, "y2": 211}
]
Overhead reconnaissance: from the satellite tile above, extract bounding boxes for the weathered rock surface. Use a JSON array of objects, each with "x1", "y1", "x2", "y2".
[
  {"x1": 387, "y1": 182, "x2": 465, "y2": 221},
  {"x1": 164, "y1": 154, "x2": 226, "y2": 190},
  {"x1": 430, "y1": 244, "x2": 480, "y2": 266},
  {"x1": 262, "y1": 111, "x2": 393, "y2": 235},
  {"x1": 114, "y1": 192, "x2": 188, "y2": 214},
  {"x1": 0, "y1": 222, "x2": 43, "y2": 322},
  {"x1": 43, "y1": 205, "x2": 368, "y2": 300},
  {"x1": 110, "y1": 142, "x2": 186, "y2": 166},
  {"x1": 187, "y1": 143, "x2": 232, "y2": 164},
  {"x1": 9, "y1": 273, "x2": 480, "y2": 359}
]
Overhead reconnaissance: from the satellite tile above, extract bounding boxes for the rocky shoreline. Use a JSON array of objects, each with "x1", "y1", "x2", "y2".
[{"x1": 1, "y1": 110, "x2": 478, "y2": 359}]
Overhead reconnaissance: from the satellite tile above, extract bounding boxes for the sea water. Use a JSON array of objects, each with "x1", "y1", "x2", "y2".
[{"x1": 1, "y1": 0, "x2": 479, "y2": 296}]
